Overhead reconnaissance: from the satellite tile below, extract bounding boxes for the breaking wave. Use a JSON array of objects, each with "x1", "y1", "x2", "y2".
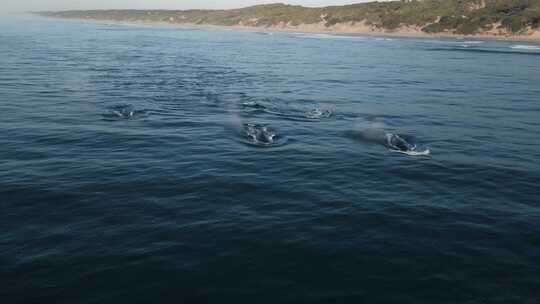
[
  {"x1": 301, "y1": 33, "x2": 365, "y2": 40},
  {"x1": 511, "y1": 45, "x2": 540, "y2": 50},
  {"x1": 462, "y1": 41, "x2": 485, "y2": 45}
]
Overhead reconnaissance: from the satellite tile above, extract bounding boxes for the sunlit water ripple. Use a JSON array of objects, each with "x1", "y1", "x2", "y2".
[{"x1": 1, "y1": 15, "x2": 540, "y2": 304}]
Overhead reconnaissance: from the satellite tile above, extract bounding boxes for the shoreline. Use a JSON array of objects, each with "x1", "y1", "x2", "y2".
[
  {"x1": 42, "y1": 16, "x2": 540, "y2": 43},
  {"x1": 231, "y1": 24, "x2": 540, "y2": 43}
]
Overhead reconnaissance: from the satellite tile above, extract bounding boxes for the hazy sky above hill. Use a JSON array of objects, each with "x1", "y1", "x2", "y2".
[{"x1": 2, "y1": 0, "x2": 378, "y2": 13}]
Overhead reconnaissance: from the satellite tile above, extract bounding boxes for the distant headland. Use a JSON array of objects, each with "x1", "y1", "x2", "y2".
[{"x1": 36, "y1": 0, "x2": 540, "y2": 41}]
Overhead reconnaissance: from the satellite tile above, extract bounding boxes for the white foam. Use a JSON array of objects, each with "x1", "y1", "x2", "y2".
[
  {"x1": 463, "y1": 41, "x2": 484, "y2": 44},
  {"x1": 391, "y1": 149, "x2": 431, "y2": 156},
  {"x1": 511, "y1": 45, "x2": 540, "y2": 50}
]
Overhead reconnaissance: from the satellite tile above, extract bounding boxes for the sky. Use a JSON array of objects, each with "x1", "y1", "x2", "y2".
[{"x1": 1, "y1": 0, "x2": 377, "y2": 13}]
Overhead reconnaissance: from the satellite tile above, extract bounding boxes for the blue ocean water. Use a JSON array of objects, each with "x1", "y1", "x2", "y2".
[{"x1": 1, "y1": 15, "x2": 540, "y2": 303}]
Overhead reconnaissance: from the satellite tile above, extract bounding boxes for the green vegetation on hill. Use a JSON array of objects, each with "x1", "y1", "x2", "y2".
[{"x1": 38, "y1": 0, "x2": 540, "y2": 35}]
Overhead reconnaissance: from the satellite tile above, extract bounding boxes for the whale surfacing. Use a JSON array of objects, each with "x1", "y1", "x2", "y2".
[
  {"x1": 386, "y1": 133, "x2": 430, "y2": 156},
  {"x1": 242, "y1": 123, "x2": 286, "y2": 147}
]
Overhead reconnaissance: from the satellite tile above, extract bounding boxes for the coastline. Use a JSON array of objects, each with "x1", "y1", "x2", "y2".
[
  {"x1": 231, "y1": 23, "x2": 540, "y2": 42},
  {"x1": 41, "y1": 16, "x2": 540, "y2": 43}
]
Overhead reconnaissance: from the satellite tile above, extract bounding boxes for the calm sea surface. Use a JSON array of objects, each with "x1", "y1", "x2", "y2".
[{"x1": 1, "y1": 15, "x2": 540, "y2": 304}]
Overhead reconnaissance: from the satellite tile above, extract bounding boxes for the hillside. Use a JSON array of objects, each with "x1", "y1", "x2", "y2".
[{"x1": 37, "y1": 0, "x2": 540, "y2": 37}]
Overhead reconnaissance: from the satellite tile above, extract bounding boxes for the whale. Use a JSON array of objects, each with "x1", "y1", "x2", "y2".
[
  {"x1": 244, "y1": 123, "x2": 278, "y2": 145},
  {"x1": 305, "y1": 108, "x2": 332, "y2": 119},
  {"x1": 386, "y1": 133, "x2": 430, "y2": 156},
  {"x1": 103, "y1": 105, "x2": 142, "y2": 120},
  {"x1": 112, "y1": 109, "x2": 135, "y2": 119}
]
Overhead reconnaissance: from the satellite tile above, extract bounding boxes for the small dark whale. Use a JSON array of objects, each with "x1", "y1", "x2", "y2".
[
  {"x1": 102, "y1": 105, "x2": 147, "y2": 121},
  {"x1": 386, "y1": 133, "x2": 430, "y2": 156},
  {"x1": 240, "y1": 123, "x2": 287, "y2": 147},
  {"x1": 305, "y1": 108, "x2": 332, "y2": 119},
  {"x1": 387, "y1": 133, "x2": 415, "y2": 151},
  {"x1": 244, "y1": 124, "x2": 276, "y2": 144},
  {"x1": 112, "y1": 108, "x2": 135, "y2": 119},
  {"x1": 242, "y1": 101, "x2": 266, "y2": 110}
]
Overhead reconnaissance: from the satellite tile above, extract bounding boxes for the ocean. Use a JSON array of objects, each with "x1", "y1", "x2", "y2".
[{"x1": 1, "y1": 15, "x2": 540, "y2": 304}]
